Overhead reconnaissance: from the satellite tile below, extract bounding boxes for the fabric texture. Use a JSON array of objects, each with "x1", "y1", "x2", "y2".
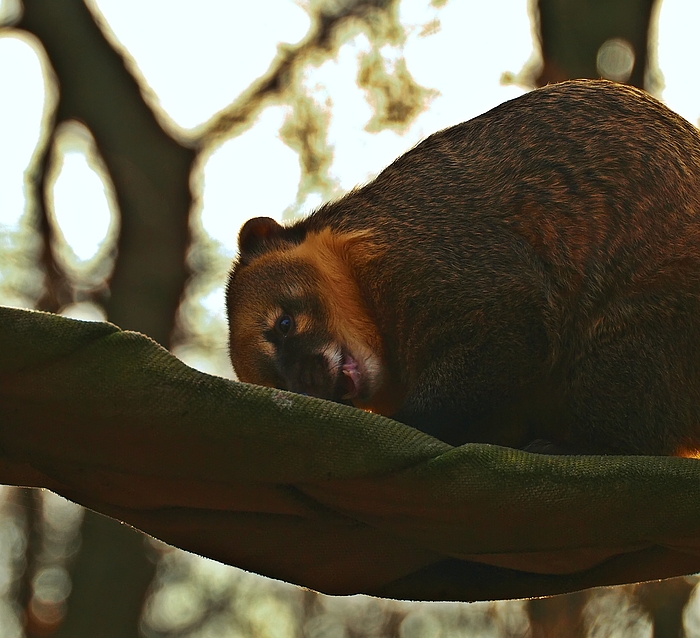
[{"x1": 1, "y1": 305, "x2": 700, "y2": 601}]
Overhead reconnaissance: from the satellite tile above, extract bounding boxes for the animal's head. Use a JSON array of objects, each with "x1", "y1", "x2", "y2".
[{"x1": 226, "y1": 217, "x2": 386, "y2": 407}]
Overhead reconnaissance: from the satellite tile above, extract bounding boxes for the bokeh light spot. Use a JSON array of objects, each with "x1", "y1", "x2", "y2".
[{"x1": 596, "y1": 38, "x2": 635, "y2": 83}]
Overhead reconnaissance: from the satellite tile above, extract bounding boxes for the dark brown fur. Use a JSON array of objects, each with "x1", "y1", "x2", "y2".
[{"x1": 227, "y1": 80, "x2": 700, "y2": 455}]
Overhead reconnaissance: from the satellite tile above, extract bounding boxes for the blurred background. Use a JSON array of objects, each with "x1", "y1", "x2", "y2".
[{"x1": 1, "y1": 0, "x2": 700, "y2": 636}]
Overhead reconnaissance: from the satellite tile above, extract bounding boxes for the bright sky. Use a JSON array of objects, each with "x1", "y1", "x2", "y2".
[
  {"x1": 0, "y1": 0, "x2": 698, "y2": 319},
  {"x1": 0, "y1": 32, "x2": 44, "y2": 227}
]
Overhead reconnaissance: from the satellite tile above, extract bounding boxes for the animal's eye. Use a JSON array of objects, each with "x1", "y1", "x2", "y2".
[{"x1": 275, "y1": 314, "x2": 294, "y2": 336}]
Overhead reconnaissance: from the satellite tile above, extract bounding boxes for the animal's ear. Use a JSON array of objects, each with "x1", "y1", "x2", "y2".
[{"x1": 238, "y1": 217, "x2": 284, "y2": 258}]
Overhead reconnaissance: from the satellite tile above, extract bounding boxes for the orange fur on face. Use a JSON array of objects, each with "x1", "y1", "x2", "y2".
[
  {"x1": 288, "y1": 229, "x2": 406, "y2": 415},
  {"x1": 291, "y1": 231, "x2": 382, "y2": 379},
  {"x1": 228, "y1": 227, "x2": 405, "y2": 414}
]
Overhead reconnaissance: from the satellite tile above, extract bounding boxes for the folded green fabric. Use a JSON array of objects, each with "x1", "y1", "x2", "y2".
[{"x1": 1, "y1": 305, "x2": 699, "y2": 601}]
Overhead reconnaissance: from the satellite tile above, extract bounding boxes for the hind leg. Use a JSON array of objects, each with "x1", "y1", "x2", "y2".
[
  {"x1": 562, "y1": 294, "x2": 700, "y2": 455},
  {"x1": 391, "y1": 320, "x2": 557, "y2": 448}
]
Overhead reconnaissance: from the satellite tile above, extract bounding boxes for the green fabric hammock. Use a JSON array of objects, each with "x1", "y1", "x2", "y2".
[{"x1": 1, "y1": 304, "x2": 700, "y2": 602}]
